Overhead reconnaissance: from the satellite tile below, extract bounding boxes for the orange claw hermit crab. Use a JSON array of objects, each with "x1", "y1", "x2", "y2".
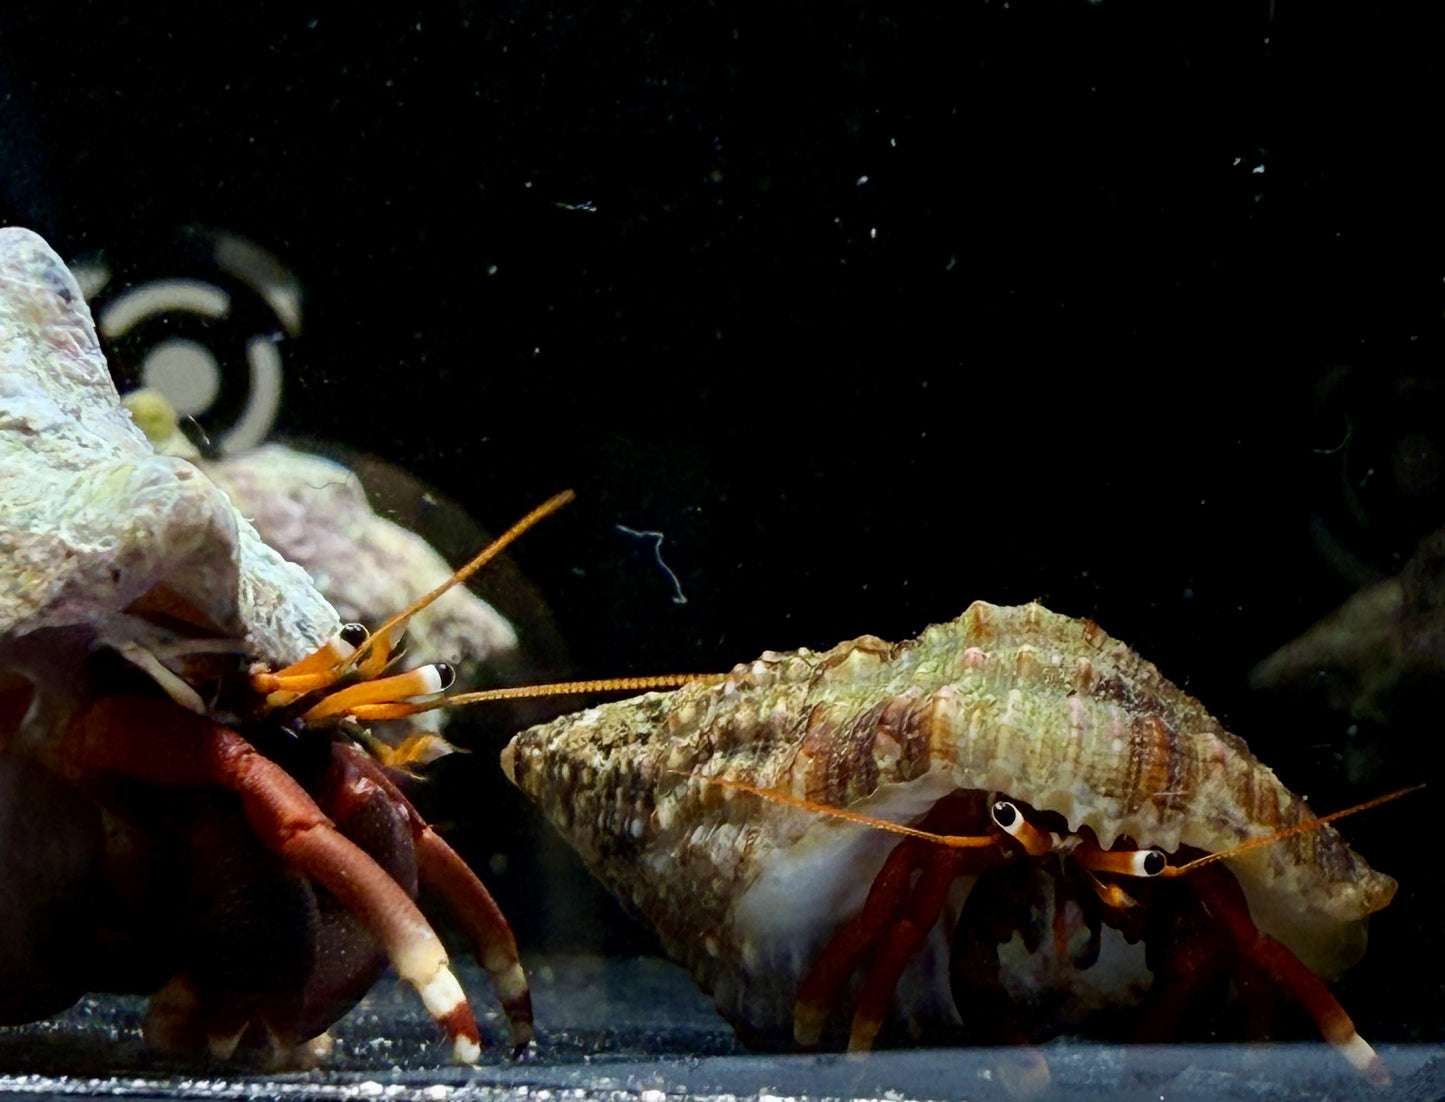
[
  {"x1": 504, "y1": 601, "x2": 1403, "y2": 1084},
  {"x1": 0, "y1": 226, "x2": 546, "y2": 1063}
]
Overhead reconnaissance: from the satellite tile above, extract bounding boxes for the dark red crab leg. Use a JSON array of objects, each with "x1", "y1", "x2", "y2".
[
  {"x1": 333, "y1": 743, "x2": 535, "y2": 1049},
  {"x1": 1187, "y1": 862, "x2": 1389, "y2": 1086},
  {"x1": 63, "y1": 696, "x2": 485, "y2": 1062},
  {"x1": 700, "y1": 783, "x2": 1011, "y2": 1050},
  {"x1": 840, "y1": 839, "x2": 979, "y2": 1051}
]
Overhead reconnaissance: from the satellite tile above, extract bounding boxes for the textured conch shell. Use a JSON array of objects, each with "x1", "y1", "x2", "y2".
[
  {"x1": 0, "y1": 226, "x2": 337, "y2": 668},
  {"x1": 505, "y1": 602, "x2": 1396, "y2": 1038}
]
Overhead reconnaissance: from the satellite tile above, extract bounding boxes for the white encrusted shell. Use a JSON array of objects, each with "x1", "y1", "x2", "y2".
[
  {"x1": 0, "y1": 226, "x2": 338, "y2": 667},
  {"x1": 505, "y1": 602, "x2": 1397, "y2": 1037}
]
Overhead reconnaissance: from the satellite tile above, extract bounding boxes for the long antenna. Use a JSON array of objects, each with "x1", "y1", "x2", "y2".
[
  {"x1": 1163, "y1": 784, "x2": 1424, "y2": 876},
  {"x1": 353, "y1": 489, "x2": 577, "y2": 672},
  {"x1": 674, "y1": 772, "x2": 997, "y2": 849},
  {"x1": 344, "y1": 674, "x2": 720, "y2": 720}
]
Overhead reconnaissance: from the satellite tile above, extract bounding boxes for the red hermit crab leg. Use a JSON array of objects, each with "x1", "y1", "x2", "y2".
[
  {"x1": 1185, "y1": 862, "x2": 1390, "y2": 1086},
  {"x1": 814, "y1": 837, "x2": 992, "y2": 1052},
  {"x1": 1071, "y1": 787, "x2": 1420, "y2": 1088},
  {"x1": 234, "y1": 488, "x2": 710, "y2": 1050},
  {"x1": 686, "y1": 776, "x2": 1005, "y2": 1050},
  {"x1": 62, "y1": 696, "x2": 485, "y2": 1063},
  {"x1": 717, "y1": 773, "x2": 1412, "y2": 1083},
  {"x1": 330, "y1": 743, "x2": 535, "y2": 1049}
]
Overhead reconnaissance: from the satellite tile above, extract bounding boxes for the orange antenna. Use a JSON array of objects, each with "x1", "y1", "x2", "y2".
[
  {"x1": 445, "y1": 674, "x2": 723, "y2": 706},
  {"x1": 681, "y1": 773, "x2": 1424, "y2": 869},
  {"x1": 676, "y1": 772, "x2": 997, "y2": 850},
  {"x1": 1163, "y1": 784, "x2": 1424, "y2": 877},
  {"x1": 343, "y1": 674, "x2": 720, "y2": 721},
  {"x1": 352, "y1": 489, "x2": 577, "y2": 675}
]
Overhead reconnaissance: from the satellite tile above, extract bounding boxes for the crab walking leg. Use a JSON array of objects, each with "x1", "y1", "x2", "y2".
[
  {"x1": 792, "y1": 834, "x2": 921, "y2": 1046},
  {"x1": 1189, "y1": 863, "x2": 1390, "y2": 1087},
  {"x1": 414, "y1": 827, "x2": 533, "y2": 1049},
  {"x1": 794, "y1": 832, "x2": 1001, "y2": 1048},
  {"x1": 335, "y1": 744, "x2": 534, "y2": 1049},
  {"x1": 63, "y1": 697, "x2": 484, "y2": 1063},
  {"x1": 846, "y1": 843, "x2": 972, "y2": 1052}
]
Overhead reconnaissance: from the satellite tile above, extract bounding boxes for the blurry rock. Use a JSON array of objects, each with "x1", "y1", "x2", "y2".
[
  {"x1": 1251, "y1": 526, "x2": 1445, "y2": 724},
  {"x1": 2, "y1": 225, "x2": 518, "y2": 739}
]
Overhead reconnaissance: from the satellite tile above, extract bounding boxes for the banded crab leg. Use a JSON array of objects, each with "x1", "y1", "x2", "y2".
[
  {"x1": 1150, "y1": 859, "x2": 1390, "y2": 1087},
  {"x1": 62, "y1": 696, "x2": 486, "y2": 1063},
  {"x1": 799, "y1": 834, "x2": 1000, "y2": 1052},
  {"x1": 999, "y1": 797, "x2": 1398, "y2": 1086},
  {"x1": 330, "y1": 742, "x2": 535, "y2": 1050}
]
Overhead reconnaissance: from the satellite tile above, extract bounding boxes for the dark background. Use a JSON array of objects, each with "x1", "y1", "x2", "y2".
[{"x1": 1, "y1": 0, "x2": 1439, "y2": 1050}]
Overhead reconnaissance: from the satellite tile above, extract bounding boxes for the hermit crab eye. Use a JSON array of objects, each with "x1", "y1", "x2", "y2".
[
  {"x1": 340, "y1": 623, "x2": 369, "y2": 648},
  {"x1": 991, "y1": 800, "x2": 1021, "y2": 832},
  {"x1": 408, "y1": 663, "x2": 455, "y2": 695},
  {"x1": 1134, "y1": 850, "x2": 1168, "y2": 877},
  {"x1": 988, "y1": 799, "x2": 1054, "y2": 857}
]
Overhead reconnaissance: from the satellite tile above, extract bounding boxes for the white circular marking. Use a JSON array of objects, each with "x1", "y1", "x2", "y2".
[
  {"x1": 141, "y1": 338, "x2": 222, "y2": 417},
  {"x1": 99, "y1": 279, "x2": 230, "y2": 337},
  {"x1": 218, "y1": 334, "x2": 283, "y2": 454}
]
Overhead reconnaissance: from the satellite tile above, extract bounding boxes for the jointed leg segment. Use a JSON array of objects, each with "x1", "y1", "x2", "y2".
[
  {"x1": 1184, "y1": 863, "x2": 1389, "y2": 1086},
  {"x1": 793, "y1": 828, "x2": 1003, "y2": 1049},
  {"x1": 334, "y1": 743, "x2": 534, "y2": 1049},
  {"x1": 784, "y1": 790, "x2": 1389, "y2": 1086},
  {"x1": 66, "y1": 696, "x2": 485, "y2": 1062}
]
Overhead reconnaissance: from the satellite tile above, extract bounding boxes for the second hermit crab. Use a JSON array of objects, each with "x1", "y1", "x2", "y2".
[{"x1": 506, "y1": 600, "x2": 1400, "y2": 1084}]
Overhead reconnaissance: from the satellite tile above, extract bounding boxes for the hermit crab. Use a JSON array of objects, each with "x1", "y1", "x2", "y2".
[
  {"x1": 0, "y1": 226, "x2": 546, "y2": 1063},
  {"x1": 504, "y1": 601, "x2": 1401, "y2": 1084}
]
